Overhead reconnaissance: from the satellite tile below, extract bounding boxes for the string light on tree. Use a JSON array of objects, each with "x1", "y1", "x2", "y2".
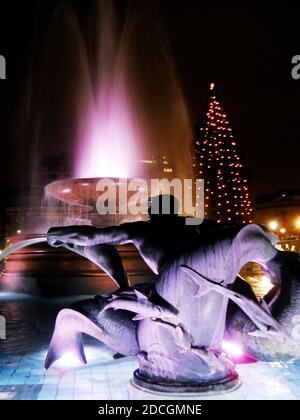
[{"x1": 192, "y1": 82, "x2": 253, "y2": 224}]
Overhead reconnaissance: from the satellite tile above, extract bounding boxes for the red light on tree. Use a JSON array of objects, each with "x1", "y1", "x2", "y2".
[{"x1": 192, "y1": 83, "x2": 253, "y2": 224}]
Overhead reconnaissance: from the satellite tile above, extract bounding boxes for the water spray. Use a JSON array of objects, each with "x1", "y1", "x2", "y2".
[{"x1": 0, "y1": 237, "x2": 47, "y2": 263}]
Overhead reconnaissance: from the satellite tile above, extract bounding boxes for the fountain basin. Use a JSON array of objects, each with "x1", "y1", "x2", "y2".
[
  {"x1": 2, "y1": 177, "x2": 183, "y2": 296},
  {"x1": 45, "y1": 177, "x2": 118, "y2": 208},
  {"x1": 0, "y1": 235, "x2": 155, "y2": 296},
  {"x1": 44, "y1": 177, "x2": 147, "y2": 227}
]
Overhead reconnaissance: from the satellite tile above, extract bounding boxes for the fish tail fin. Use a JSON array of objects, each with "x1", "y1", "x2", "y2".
[
  {"x1": 45, "y1": 308, "x2": 132, "y2": 369},
  {"x1": 45, "y1": 310, "x2": 87, "y2": 369}
]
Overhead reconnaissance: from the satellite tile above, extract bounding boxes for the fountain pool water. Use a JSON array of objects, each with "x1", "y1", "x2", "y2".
[{"x1": 0, "y1": 293, "x2": 300, "y2": 400}]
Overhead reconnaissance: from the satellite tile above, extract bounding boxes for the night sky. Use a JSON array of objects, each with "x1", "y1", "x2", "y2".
[{"x1": 0, "y1": 1, "x2": 299, "y2": 205}]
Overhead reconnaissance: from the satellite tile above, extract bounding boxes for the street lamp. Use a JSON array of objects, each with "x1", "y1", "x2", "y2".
[{"x1": 268, "y1": 220, "x2": 278, "y2": 231}]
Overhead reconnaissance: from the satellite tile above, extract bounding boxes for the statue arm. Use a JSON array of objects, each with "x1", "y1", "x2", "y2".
[
  {"x1": 47, "y1": 224, "x2": 131, "y2": 247},
  {"x1": 93, "y1": 225, "x2": 131, "y2": 246}
]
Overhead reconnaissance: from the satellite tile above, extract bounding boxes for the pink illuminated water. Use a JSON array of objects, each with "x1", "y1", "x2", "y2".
[
  {"x1": 73, "y1": 0, "x2": 192, "y2": 180},
  {"x1": 75, "y1": 79, "x2": 140, "y2": 178},
  {"x1": 222, "y1": 340, "x2": 244, "y2": 357},
  {"x1": 15, "y1": 0, "x2": 193, "y2": 235},
  {"x1": 74, "y1": 1, "x2": 140, "y2": 178}
]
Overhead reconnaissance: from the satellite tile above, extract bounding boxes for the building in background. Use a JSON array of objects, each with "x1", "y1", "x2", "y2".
[
  {"x1": 135, "y1": 155, "x2": 174, "y2": 179},
  {"x1": 255, "y1": 189, "x2": 300, "y2": 252},
  {"x1": 240, "y1": 189, "x2": 300, "y2": 298}
]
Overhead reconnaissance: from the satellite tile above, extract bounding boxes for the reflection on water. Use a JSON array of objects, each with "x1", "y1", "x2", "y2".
[{"x1": 0, "y1": 295, "x2": 89, "y2": 355}]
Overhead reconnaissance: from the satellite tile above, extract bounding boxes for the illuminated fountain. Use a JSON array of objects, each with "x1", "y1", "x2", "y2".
[{"x1": 0, "y1": 0, "x2": 192, "y2": 295}]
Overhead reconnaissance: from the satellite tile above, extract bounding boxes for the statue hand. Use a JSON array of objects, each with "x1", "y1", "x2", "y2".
[
  {"x1": 47, "y1": 227, "x2": 69, "y2": 247},
  {"x1": 47, "y1": 226, "x2": 96, "y2": 247}
]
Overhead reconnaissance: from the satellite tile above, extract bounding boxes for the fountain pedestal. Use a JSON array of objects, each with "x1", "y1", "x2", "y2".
[{"x1": 130, "y1": 370, "x2": 240, "y2": 396}]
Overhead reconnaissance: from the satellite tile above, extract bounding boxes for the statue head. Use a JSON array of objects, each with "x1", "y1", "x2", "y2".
[{"x1": 147, "y1": 194, "x2": 180, "y2": 222}]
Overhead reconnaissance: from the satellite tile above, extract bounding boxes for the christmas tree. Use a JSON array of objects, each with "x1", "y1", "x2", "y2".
[{"x1": 192, "y1": 83, "x2": 253, "y2": 224}]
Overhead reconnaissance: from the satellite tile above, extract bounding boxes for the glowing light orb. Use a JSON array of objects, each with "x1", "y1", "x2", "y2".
[
  {"x1": 260, "y1": 275, "x2": 273, "y2": 292},
  {"x1": 248, "y1": 274, "x2": 273, "y2": 298},
  {"x1": 47, "y1": 345, "x2": 113, "y2": 369},
  {"x1": 57, "y1": 352, "x2": 81, "y2": 368},
  {"x1": 268, "y1": 221, "x2": 278, "y2": 231},
  {"x1": 222, "y1": 340, "x2": 243, "y2": 357}
]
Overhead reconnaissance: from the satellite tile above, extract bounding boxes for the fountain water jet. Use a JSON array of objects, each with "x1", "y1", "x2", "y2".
[
  {"x1": 74, "y1": 0, "x2": 192, "y2": 180},
  {"x1": 1, "y1": 0, "x2": 192, "y2": 295},
  {"x1": 0, "y1": 237, "x2": 47, "y2": 262}
]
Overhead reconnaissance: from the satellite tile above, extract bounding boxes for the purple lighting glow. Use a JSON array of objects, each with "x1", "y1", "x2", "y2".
[
  {"x1": 73, "y1": 0, "x2": 192, "y2": 180},
  {"x1": 74, "y1": 1, "x2": 140, "y2": 179},
  {"x1": 75, "y1": 84, "x2": 140, "y2": 179},
  {"x1": 222, "y1": 340, "x2": 244, "y2": 357}
]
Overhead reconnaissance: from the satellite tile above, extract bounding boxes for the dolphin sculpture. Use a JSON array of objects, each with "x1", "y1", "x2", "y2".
[
  {"x1": 181, "y1": 265, "x2": 291, "y2": 343},
  {"x1": 225, "y1": 251, "x2": 300, "y2": 362}
]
